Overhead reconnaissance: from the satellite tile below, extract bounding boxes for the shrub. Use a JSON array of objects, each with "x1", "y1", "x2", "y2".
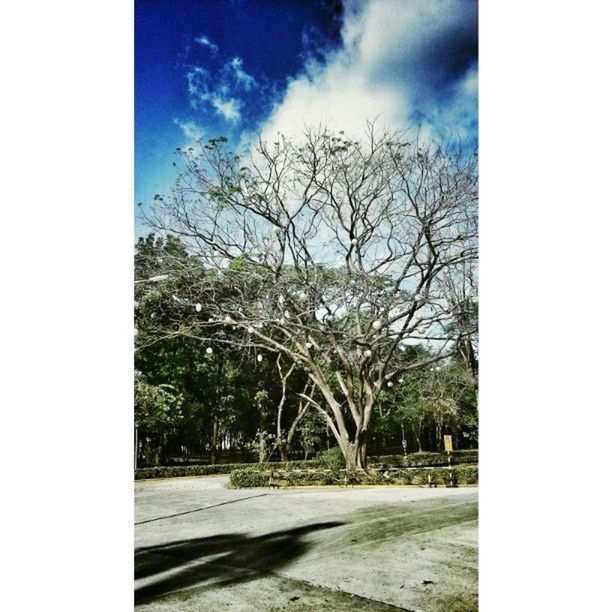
[
  {"x1": 227, "y1": 469, "x2": 269, "y2": 488},
  {"x1": 315, "y1": 447, "x2": 345, "y2": 469},
  {"x1": 134, "y1": 462, "x2": 261, "y2": 480},
  {"x1": 135, "y1": 449, "x2": 478, "y2": 480},
  {"x1": 229, "y1": 465, "x2": 478, "y2": 488},
  {"x1": 454, "y1": 464, "x2": 478, "y2": 485},
  {"x1": 370, "y1": 449, "x2": 478, "y2": 468}
]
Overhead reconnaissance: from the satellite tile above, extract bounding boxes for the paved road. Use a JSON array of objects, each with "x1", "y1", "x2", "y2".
[{"x1": 135, "y1": 476, "x2": 478, "y2": 611}]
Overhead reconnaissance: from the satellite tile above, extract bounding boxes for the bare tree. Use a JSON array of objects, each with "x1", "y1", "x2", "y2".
[
  {"x1": 145, "y1": 124, "x2": 478, "y2": 470},
  {"x1": 439, "y1": 259, "x2": 479, "y2": 384}
]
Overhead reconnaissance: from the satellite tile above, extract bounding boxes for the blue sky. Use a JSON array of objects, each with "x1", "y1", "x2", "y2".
[{"x1": 136, "y1": 0, "x2": 478, "y2": 227}]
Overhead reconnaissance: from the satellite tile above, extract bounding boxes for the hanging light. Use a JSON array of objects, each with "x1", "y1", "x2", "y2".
[
  {"x1": 305, "y1": 342, "x2": 313, "y2": 349},
  {"x1": 195, "y1": 303, "x2": 202, "y2": 313},
  {"x1": 364, "y1": 349, "x2": 372, "y2": 358},
  {"x1": 417, "y1": 326, "x2": 427, "y2": 335},
  {"x1": 257, "y1": 354, "x2": 263, "y2": 363},
  {"x1": 435, "y1": 366, "x2": 441, "y2": 372},
  {"x1": 399, "y1": 377, "x2": 404, "y2": 383},
  {"x1": 351, "y1": 238, "x2": 358, "y2": 246},
  {"x1": 387, "y1": 381, "x2": 394, "y2": 388},
  {"x1": 372, "y1": 320, "x2": 383, "y2": 331},
  {"x1": 206, "y1": 347, "x2": 213, "y2": 354}
]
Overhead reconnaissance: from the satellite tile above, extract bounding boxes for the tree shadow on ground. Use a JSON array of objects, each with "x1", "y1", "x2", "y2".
[{"x1": 134, "y1": 521, "x2": 345, "y2": 604}]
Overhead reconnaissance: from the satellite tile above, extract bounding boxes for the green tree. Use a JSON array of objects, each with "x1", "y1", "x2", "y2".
[{"x1": 134, "y1": 373, "x2": 183, "y2": 465}]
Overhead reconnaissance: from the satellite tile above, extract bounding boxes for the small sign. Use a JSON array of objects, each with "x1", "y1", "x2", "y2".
[{"x1": 444, "y1": 435, "x2": 453, "y2": 453}]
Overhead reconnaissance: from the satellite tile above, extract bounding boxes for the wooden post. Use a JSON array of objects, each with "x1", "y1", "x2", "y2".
[{"x1": 444, "y1": 435, "x2": 453, "y2": 486}]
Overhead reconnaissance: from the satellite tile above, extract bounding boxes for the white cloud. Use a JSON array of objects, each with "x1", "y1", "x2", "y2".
[
  {"x1": 257, "y1": 0, "x2": 477, "y2": 144},
  {"x1": 211, "y1": 97, "x2": 241, "y2": 122},
  {"x1": 226, "y1": 57, "x2": 257, "y2": 91},
  {"x1": 185, "y1": 54, "x2": 256, "y2": 123},
  {"x1": 173, "y1": 119, "x2": 205, "y2": 142},
  {"x1": 195, "y1": 34, "x2": 219, "y2": 54},
  {"x1": 186, "y1": 66, "x2": 242, "y2": 122}
]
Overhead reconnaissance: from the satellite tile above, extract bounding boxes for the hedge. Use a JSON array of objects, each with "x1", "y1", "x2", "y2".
[
  {"x1": 134, "y1": 463, "x2": 255, "y2": 480},
  {"x1": 135, "y1": 449, "x2": 478, "y2": 480},
  {"x1": 370, "y1": 449, "x2": 478, "y2": 468},
  {"x1": 229, "y1": 465, "x2": 478, "y2": 488}
]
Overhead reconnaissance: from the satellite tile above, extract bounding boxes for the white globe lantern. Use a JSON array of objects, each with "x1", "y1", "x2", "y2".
[
  {"x1": 351, "y1": 238, "x2": 358, "y2": 246},
  {"x1": 195, "y1": 303, "x2": 202, "y2": 312},
  {"x1": 387, "y1": 381, "x2": 394, "y2": 388},
  {"x1": 399, "y1": 377, "x2": 404, "y2": 383},
  {"x1": 364, "y1": 349, "x2": 372, "y2": 358},
  {"x1": 257, "y1": 354, "x2": 263, "y2": 363},
  {"x1": 206, "y1": 347, "x2": 213, "y2": 354},
  {"x1": 305, "y1": 342, "x2": 313, "y2": 349},
  {"x1": 372, "y1": 320, "x2": 383, "y2": 331}
]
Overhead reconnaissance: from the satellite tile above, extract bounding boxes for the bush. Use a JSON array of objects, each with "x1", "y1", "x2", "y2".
[
  {"x1": 227, "y1": 469, "x2": 269, "y2": 488},
  {"x1": 134, "y1": 462, "x2": 260, "y2": 480},
  {"x1": 315, "y1": 447, "x2": 345, "y2": 469},
  {"x1": 370, "y1": 449, "x2": 478, "y2": 468},
  {"x1": 229, "y1": 465, "x2": 478, "y2": 488},
  {"x1": 135, "y1": 449, "x2": 478, "y2": 480}
]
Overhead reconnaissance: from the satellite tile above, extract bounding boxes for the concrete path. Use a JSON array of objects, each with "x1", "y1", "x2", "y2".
[{"x1": 135, "y1": 476, "x2": 478, "y2": 611}]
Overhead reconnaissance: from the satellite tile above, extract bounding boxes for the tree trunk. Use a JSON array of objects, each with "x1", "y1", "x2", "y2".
[
  {"x1": 154, "y1": 444, "x2": 163, "y2": 466},
  {"x1": 258, "y1": 431, "x2": 266, "y2": 464},
  {"x1": 435, "y1": 423, "x2": 443, "y2": 451},
  {"x1": 340, "y1": 436, "x2": 368, "y2": 470},
  {"x1": 210, "y1": 414, "x2": 219, "y2": 465},
  {"x1": 279, "y1": 441, "x2": 289, "y2": 463},
  {"x1": 134, "y1": 426, "x2": 139, "y2": 469},
  {"x1": 359, "y1": 439, "x2": 368, "y2": 469}
]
